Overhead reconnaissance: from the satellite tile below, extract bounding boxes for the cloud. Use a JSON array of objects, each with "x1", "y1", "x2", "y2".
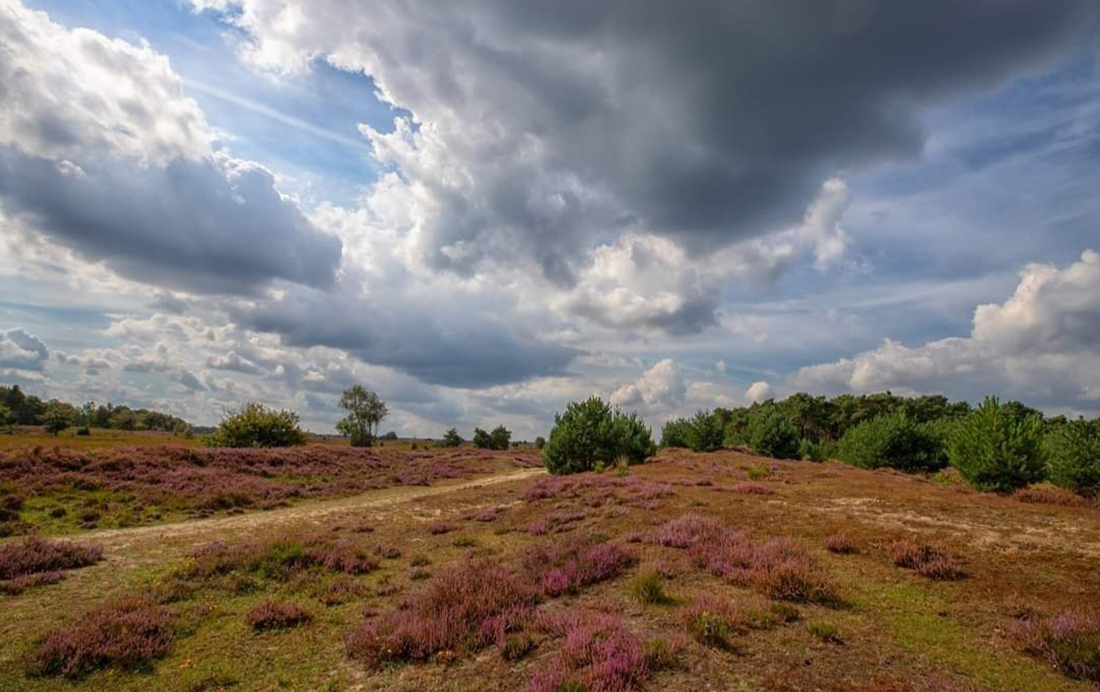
[
  {"x1": 207, "y1": 351, "x2": 264, "y2": 375},
  {"x1": 610, "y1": 359, "x2": 686, "y2": 409},
  {"x1": 0, "y1": 327, "x2": 48, "y2": 371},
  {"x1": 791, "y1": 250, "x2": 1100, "y2": 412},
  {"x1": 744, "y1": 381, "x2": 773, "y2": 403},
  {"x1": 196, "y1": 0, "x2": 1094, "y2": 281},
  {"x1": 0, "y1": 0, "x2": 342, "y2": 294}
]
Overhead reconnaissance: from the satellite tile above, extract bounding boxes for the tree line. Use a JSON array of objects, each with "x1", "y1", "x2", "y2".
[{"x1": 0, "y1": 385, "x2": 192, "y2": 435}]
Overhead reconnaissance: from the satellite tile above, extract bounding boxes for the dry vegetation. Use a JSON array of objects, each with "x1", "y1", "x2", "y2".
[{"x1": 1, "y1": 439, "x2": 1099, "y2": 691}]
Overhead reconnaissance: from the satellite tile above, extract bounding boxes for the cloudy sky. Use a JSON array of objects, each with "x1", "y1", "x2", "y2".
[{"x1": 1, "y1": 0, "x2": 1098, "y2": 437}]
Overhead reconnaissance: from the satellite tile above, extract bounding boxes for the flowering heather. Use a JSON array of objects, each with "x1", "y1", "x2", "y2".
[
  {"x1": 1015, "y1": 610, "x2": 1100, "y2": 682},
  {"x1": 649, "y1": 513, "x2": 727, "y2": 548},
  {"x1": 308, "y1": 540, "x2": 379, "y2": 574},
  {"x1": 427, "y1": 520, "x2": 455, "y2": 535},
  {"x1": 1013, "y1": 486, "x2": 1090, "y2": 508},
  {"x1": 528, "y1": 520, "x2": 550, "y2": 536},
  {"x1": 344, "y1": 561, "x2": 539, "y2": 667},
  {"x1": 889, "y1": 538, "x2": 965, "y2": 581},
  {"x1": 313, "y1": 575, "x2": 368, "y2": 605},
  {"x1": 372, "y1": 543, "x2": 402, "y2": 559},
  {"x1": 684, "y1": 595, "x2": 748, "y2": 649},
  {"x1": 28, "y1": 596, "x2": 174, "y2": 678},
  {"x1": 246, "y1": 600, "x2": 313, "y2": 631},
  {"x1": 825, "y1": 533, "x2": 857, "y2": 554},
  {"x1": 731, "y1": 482, "x2": 775, "y2": 495},
  {"x1": 526, "y1": 611, "x2": 650, "y2": 692},
  {"x1": 0, "y1": 570, "x2": 64, "y2": 595},
  {"x1": 0, "y1": 536, "x2": 102, "y2": 581},
  {"x1": 523, "y1": 537, "x2": 637, "y2": 597},
  {"x1": 523, "y1": 475, "x2": 673, "y2": 507}
]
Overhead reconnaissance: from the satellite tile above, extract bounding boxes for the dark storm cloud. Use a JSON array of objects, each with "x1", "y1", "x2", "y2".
[
  {"x1": 0, "y1": 149, "x2": 343, "y2": 295},
  {"x1": 211, "y1": 0, "x2": 1097, "y2": 280},
  {"x1": 231, "y1": 287, "x2": 578, "y2": 388}
]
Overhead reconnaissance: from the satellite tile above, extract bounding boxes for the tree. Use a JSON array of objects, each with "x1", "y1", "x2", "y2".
[
  {"x1": 441, "y1": 428, "x2": 464, "y2": 447},
  {"x1": 748, "y1": 407, "x2": 800, "y2": 459},
  {"x1": 1045, "y1": 419, "x2": 1100, "y2": 497},
  {"x1": 660, "y1": 418, "x2": 691, "y2": 448},
  {"x1": 534, "y1": 436, "x2": 546, "y2": 449},
  {"x1": 836, "y1": 412, "x2": 947, "y2": 472},
  {"x1": 337, "y1": 385, "x2": 388, "y2": 447},
  {"x1": 684, "y1": 410, "x2": 724, "y2": 452},
  {"x1": 542, "y1": 396, "x2": 656, "y2": 475},
  {"x1": 489, "y1": 425, "x2": 512, "y2": 451},
  {"x1": 205, "y1": 402, "x2": 307, "y2": 448},
  {"x1": 42, "y1": 401, "x2": 75, "y2": 436},
  {"x1": 472, "y1": 427, "x2": 492, "y2": 449},
  {"x1": 0, "y1": 402, "x2": 11, "y2": 433},
  {"x1": 948, "y1": 397, "x2": 1045, "y2": 492}
]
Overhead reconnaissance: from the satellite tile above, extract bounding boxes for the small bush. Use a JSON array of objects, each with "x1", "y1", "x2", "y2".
[
  {"x1": 748, "y1": 409, "x2": 801, "y2": 459},
  {"x1": 440, "y1": 428, "x2": 463, "y2": 447},
  {"x1": 524, "y1": 538, "x2": 636, "y2": 597},
  {"x1": 204, "y1": 403, "x2": 306, "y2": 448},
  {"x1": 543, "y1": 397, "x2": 656, "y2": 475},
  {"x1": 731, "y1": 482, "x2": 774, "y2": 495},
  {"x1": 824, "y1": 533, "x2": 856, "y2": 554},
  {"x1": 0, "y1": 570, "x2": 64, "y2": 596},
  {"x1": 526, "y1": 612, "x2": 649, "y2": 692},
  {"x1": 246, "y1": 600, "x2": 312, "y2": 631},
  {"x1": 889, "y1": 538, "x2": 964, "y2": 580},
  {"x1": 629, "y1": 571, "x2": 671, "y2": 605},
  {"x1": 685, "y1": 410, "x2": 725, "y2": 453},
  {"x1": 1015, "y1": 610, "x2": 1100, "y2": 683},
  {"x1": 684, "y1": 596, "x2": 744, "y2": 649},
  {"x1": 1012, "y1": 486, "x2": 1089, "y2": 508},
  {"x1": 29, "y1": 596, "x2": 174, "y2": 678},
  {"x1": 500, "y1": 633, "x2": 536, "y2": 661},
  {"x1": 1045, "y1": 419, "x2": 1100, "y2": 497},
  {"x1": 836, "y1": 413, "x2": 947, "y2": 472},
  {"x1": 0, "y1": 536, "x2": 103, "y2": 581},
  {"x1": 534, "y1": 436, "x2": 546, "y2": 449},
  {"x1": 807, "y1": 622, "x2": 842, "y2": 644},
  {"x1": 949, "y1": 397, "x2": 1046, "y2": 492},
  {"x1": 799, "y1": 438, "x2": 826, "y2": 462},
  {"x1": 427, "y1": 521, "x2": 455, "y2": 535}
]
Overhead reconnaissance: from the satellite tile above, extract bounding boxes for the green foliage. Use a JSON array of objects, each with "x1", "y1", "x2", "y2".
[
  {"x1": 684, "y1": 410, "x2": 725, "y2": 452},
  {"x1": 542, "y1": 396, "x2": 656, "y2": 475},
  {"x1": 42, "y1": 401, "x2": 75, "y2": 436},
  {"x1": 630, "y1": 571, "x2": 671, "y2": 605},
  {"x1": 440, "y1": 428, "x2": 463, "y2": 447},
  {"x1": 472, "y1": 427, "x2": 492, "y2": 449},
  {"x1": 489, "y1": 425, "x2": 511, "y2": 451},
  {"x1": 0, "y1": 403, "x2": 11, "y2": 432},
  {"x1": 204, "y1": 402, "x2": 307, "y2": 448},
  {"x1": 748, "y1": 408, "x2": 800, "y2": 459},
  {"x1": 336, "y1": 385, "x2": 387, "y2": 447},
  {"x1": 660, "y1": 417, "x2": 692, "y2": 448},
  {"x1": 798, "y1": 438, "x2": 825, "y2": 462},
  {"x1": 807, "y1": 622, "x2": 842, "y2": 644},
  {"x1": 835, "y1": 412, "x2": 947, "y2": 472},
  {"x1": 948, "y1": 397, "x2": 1046, "y2": 492},
  {"x1": 1045, "y1": 419, "x2": 1100, "y2": 497},
  {"x1": 533, "y1": 435, "x2": 546, "y2": 449},
  {"x1": 0, "y1": 386, "x2": 190, "y2": 432}
]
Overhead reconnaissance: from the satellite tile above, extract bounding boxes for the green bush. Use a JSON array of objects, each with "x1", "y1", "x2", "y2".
[
  {"x1": 204, "y1": 403, "x2": 307, "y2": 448},
  {"x1": 748, "y1": 409, "x2": 800, "y2": 459},
  {"x1": 534, "y1": 436, "x2": 546, "y2": 450},
  {"x1": 836, "y1": 412, "x2": 947, "y2": 472},
  {"x1": 684, "y1": 410, "x2": 724, "y2": 452},
  {"x1": 543, "y1": 396, "x2": 656, "y2": 475},
  {"x1": 798, "y1": 439, "x2": 825, "y2": 462},
  {"x1": 440, "y1": 428, "x2": 463, "y2": 447},
  {"x1": 489, "y1": 425, "x2": 511, "y2": 451},
  {"x1": 948, "y1": 397, "x2": 1046, "y2": 492},
  {"x1": 1045, "y1": 419, "x2": 1100, "y2": 497},
  {"x1": 472, "y1": 427, "x2": 492, "y2": 449},
  {"x1": 660, "y1": 418, "x2": 691, "y2": 448}
]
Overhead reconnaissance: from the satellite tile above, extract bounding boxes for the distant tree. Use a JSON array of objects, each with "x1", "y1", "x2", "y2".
[
  {"x1": 949, "y1": 397, "x2": 1045, "y2": 492},
  {"x1": 660, "y1": 418, "x2": 692, "y2": 448},
  {"x1": 748, "y1": 407, "x2": 801, "y2": 459},
  {"x1": 381, "y1": 431, "x2": 398, "y2": 441},
  {"x1": 0, "y1": 402, "x2": 11, "y2": 433},
  {"x1": 1045, "y1": 418, "x2": 1100, "y2": 497},
  {"x1": 441, "y1": 428, "x2": 463, "y2": 447},
  {"x1": 337, "y1": 385, "x2": 388, "y2": 447},
  {"x1": 542, "y1": 396, "x2": 656, "y2": 475},
  {"x1": 472, "y1": 427, "x2": 492, "y2": 449},
  {"x1": 684, "y1": 410, "x2": 724, "y2": 452},
  {"x1": 205, "y1": 402, "x2": 306, "y2": 448},
  {"x1": 534, "y1": 435, "x2": 546, "y2": 449},
  {"x1": 489, "y1": 425, "x2": 512, "y2": 451},
  {"x1": 42, "y1": 400, "x2": 75, "y2": 436},
  {"x1": 836, "y1": 412, "x2": 947, "y2": 472}
]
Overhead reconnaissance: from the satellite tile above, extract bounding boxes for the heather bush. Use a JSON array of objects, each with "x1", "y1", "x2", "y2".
[
  {"x1": 542, "y1": 397, "x2": 655, "y2": 475},
  {"x1": 0, "y1": 570, "x2": 64, "y2": 595},
  {"x1": 246, "y1": 599, "x2": 312, "y2": 631},
  {"x1": 0, "y1": 536, "x2": 102, "y2": 581},
  {"x1": 1012, "y1": 486, "x2": 1089, "y2": 508},
  {"x1": 836, "y1": 412, "x2": 948, "y2": 472},
  {"x1": 526, "y1": 612, "x2": 650, "y2": 692},
  {"x1": 949, "y1": 397, "x2": 1046, "y2": 492},
  {"x1": 748, "y1": 408, "x2": 801, "y2": 459},
  {"x1": 731, "y1": 482, "x2": 774, "y2": 495},
  {"x1": 824, "y1": 533, "x2": 856, "y2": 554},
  {"x1": 29, "y1": 596, "x2": 174, "y2": 678},
  {"x1": 684, "y1": 410, "x2": 725, "y2": 453},
  {"x1": 344, "y1": 561, "x2": 538, "y2": 666},
  {"x1": 1045, "y1": 419, "x2": 1100, "y2": 497},
  {"x1": 684, "y1": 596, "x2": 744, "y2": 649},
  {"x1": 204, "y1": 403, "x2": 306, "y2": 448},
  {"x1": 524, "y1": 537, "x2": 637, "y2": 597},
  {"x1": 889, "y1": 538, "x2": 965, "y2": 580},
  {"x1": 1015, "y1": 609, "x2": 1100, "y2": 683}
]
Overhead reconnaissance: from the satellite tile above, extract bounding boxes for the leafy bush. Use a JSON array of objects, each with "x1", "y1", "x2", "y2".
[
  {"x1": 685, "y1": 410, "x2": 725, "y2": 452},
  {"x1": 836, "y1": 412, "x2": 947, "y2": 472},
  {"x1": 949, "y1": 397, "x2": 1046, "y2": 492},
  {"x1": 1045, "y1": 419, "x2": 1100, "y2": 497},
  {"x1": 534, "y1": 435, "x2": 546, "y2": 449},
  {"x1": 489, "y1": 425, "x2": 512, "y2": 450},
  {"x1": 660, "y1": 417, "x2": 691, "y2": 448},
  {"x1": 204, "y1": 403, "x2": 306, "y2": 448},
  {"x1": 798, "y1": 438, "x2": 825, "y2": 462},
  {"x1": 542, "y1": 397, "x2": 656, "y2": 475},
  {"x1": 748, "y1": 408, "x2": 800, "y2": 459},
  {"x1": 441, "y1": 428, "x2": 463, "y2": 447}
]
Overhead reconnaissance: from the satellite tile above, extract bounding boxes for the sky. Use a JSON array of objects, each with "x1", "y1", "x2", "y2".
[{"x1": 0, "y1": 0, "x2": 1098, "y2": 437}]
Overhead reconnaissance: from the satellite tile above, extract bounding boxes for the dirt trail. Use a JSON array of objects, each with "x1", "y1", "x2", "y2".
[{"x1": 71, "y1": 466, "x2": 546, "y2": 568}]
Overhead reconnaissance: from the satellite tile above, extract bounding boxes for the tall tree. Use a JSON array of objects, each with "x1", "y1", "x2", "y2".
[{"x1": 337, "y1": 385, "x2": 388, "y2": 447}]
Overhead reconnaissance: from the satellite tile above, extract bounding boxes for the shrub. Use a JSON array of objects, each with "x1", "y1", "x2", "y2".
[
  {"x1": 949, "y1": 397, "x2": 1046, "y2": 492},
  {"x1": 660, "y1": 418, "x2": 691, "y2": 448},
  {"x1": 490, "y1": 425, "x2": 512, "y2": 451},
  {"x1": 344, "y1": 561, "x2": 538, "y2": 666},
  {"x1": 472, "y1": 427, "x2": 493, "y2": 449},
  {"x1": 836, "y1": 412, "x2": 947, "y2": 472},
  {"x1": 29, "y1": 596, "x2": 174, "y2": 678},
  {"x1": 731, "y1": 482, "x2": 774, "y2": 495},
  {"x1": 888, "y1": 538, "x2": 964, "y2": 580},
  {"x1": 204, "y1": 403, "x2": 307, "y2": 448},
  {"x1": 1045, "y1": 419, "x2": 1100, "y2": 497},
  {"x1": 246, "y1": 600, "x2": 312, "y2": 631},
  {"x1": 542, "y1": 397, "x2": 655, "y2": 475},
  {"x1": 824, "y1": 533, "x2": 856, "y2": 554},
  {"x1": 1013, "y1": 486, "x2": 1088, "y2": 508},
  {"x1": 748, "y1": 408, "x2": 801, "y2": 459},
  {"x1": 799, "y1": 438, "x2": 826, "y2": 462},
  {"x1": 685, "y1": 410, "x2": 725, "y2": 452},
  {"x1": 526, "y1": 612, "x2": 649, "y2": 692},
  {"x1": 629, "y1": 571, "x2": 671, "y2": 605},
  {"x1": 524, "y1": 538, "x2": 637, "y2": 597},
  {"x1": 0, "y1": 536, "x2": 102, "y2": 581},
  {"x1": 1015, "y1": 610, "x2": 1100, "y2": 683},
  {"x1": 807, "y1": 622, "x2": 842, "y2": 644},
  {"x1": 440, "y1": 428, "x2": 464, "y2": 447},
  {"x1": 684, "y1": 596, "x2": 744, "y2": 649}
]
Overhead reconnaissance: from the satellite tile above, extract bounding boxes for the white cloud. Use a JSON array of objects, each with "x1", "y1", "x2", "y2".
[
  {"x1": 610, "y1": 359, "x2": 687, "y2": 409},
  {"x1": 0, "y1": 327, "x2": 48, "y2": 371},
  {"x1": 744, "y1": 381, "x2": 773, "y2": 403}
]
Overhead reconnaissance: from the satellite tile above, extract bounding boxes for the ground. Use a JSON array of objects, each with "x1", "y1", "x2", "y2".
[{"x1": 0, "y1": 434, "x2": 1098, "y2": 692}]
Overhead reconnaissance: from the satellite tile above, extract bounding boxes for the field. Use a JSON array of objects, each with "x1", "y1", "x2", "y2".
[{"x1": 1, "y1": 437, "x2": 1099, "y2": 691}]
